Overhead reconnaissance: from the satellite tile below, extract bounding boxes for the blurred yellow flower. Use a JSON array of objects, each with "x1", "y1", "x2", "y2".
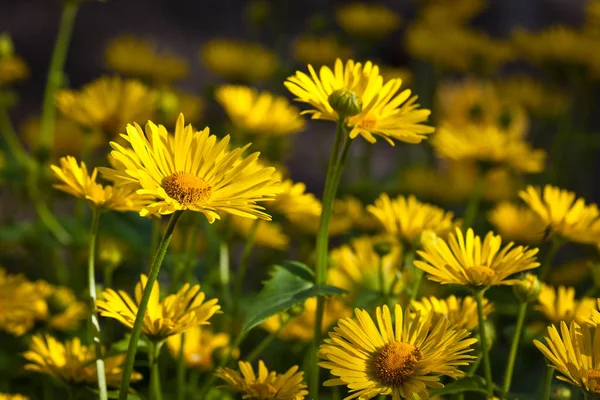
[
  {"x1": 411, "y1": 295, "x2": 493, "y2": 331},
  {"x1": 104, "y1": 35, "x2": 189, "y2": 84},
  {"x1": 96, "y1": 274, "x2": 220, "y2": 340},
  {"x1": 488, "y1": 202, "x2": 545, "y2": 244},
  {"x1": 23, "y1": 334, "x2": 141, "y2": 388},
  {"x1": 415, "y1": 227, "x2": 540, "y2": 287},
  {"x1": 535, "y1": 284, "x2": 596, "y2": 325},
  {"x1": 230, "y1": 217, "x2": 289, "y2": 250},
  {"x1": 334, "y1": 195, "x2": 380, "y2": 231},
  {"x1": 367, "y1": 193, "x2": 459, "y2": 247},
  {"x1": 292, "y1": 35, "x2": 352, "y2": 66},
  {"x1": 585, "y1": 0, "x2": 600, "y2": 35},
  {"x1": 494, "y1": 76, "x2": 567, "y2": 118},
  {"x1": 0, "y1": 267, "x2": 47, "y2": 336},
  {"x1": 0, "y1": 394, "x2": 29, "y2": 400},
  {"x1": 269, "y1": 175, "x2": 321, "y2": 219},
  {"x1": 285, "y1": 58, "x2": 435, "y2": 145},
  {"x1": 51, "y1": 156, "x2": 152, "y2": 212},
  {"x1": 41, "y1": 285, "x2": 87, "y2": 332},
  {"x1": 201, "y1": 39, "x2": 279, "y2": 82},
  {"x1": 548, "y1": 259, "x2": 595, "y2": 287},
  {"x1": 319, "y1": 304, "x2": 477, "y2": 399},
  {"x1": 335, "y1": 3, "x2": 400, "y2": 38},
  {"x1": 100, "y1": 114, "x2": 282, "y2": 221},
  {"x1": 588, "y1": 299, "x2": 600, "y2": 327},
  {"x1": 56, "y1": 76, "x2": 156, "y2": 137},
  {"x1": 0, "y1": 54, "x2": 28, "y2": 86},
  {"x1": 166, "y1": 326, "x2": 231, "y2": 371},
  {"x1": 417, "y1": 0, "x2": 486, "y2": 26},
  {"x1": 215, "y1": 85, "x2": 305, "y2": 136},
  {"x1": 216, "y1": 360, "x2": 309, "y2": 400},
  {"x1": 519, "y1": 185, "x2": 600, "y2": 244},
  {"x1": 156, "y1": 89, "x2": 205, "y2": 125},
  {"x1": 378, "y1": 66, "x2": 413, "y2": 88},
  {"x1": 286, "y1": 207, "x2": 352, "y2": 237}
]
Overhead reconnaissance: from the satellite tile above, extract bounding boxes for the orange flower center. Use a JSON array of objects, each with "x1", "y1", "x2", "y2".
[
  {"x1": 588, "y1": 369, "x2": 600, "y2": 392},
  {"x1": 466, "y1": 266, "x2": 496, "y2": 286},
  {"x1": 372, "y1": 341, "x2": 422, "y2": 387},
  {"x1": 161, "y1": 172, "x2": 211, "y2": 206}
]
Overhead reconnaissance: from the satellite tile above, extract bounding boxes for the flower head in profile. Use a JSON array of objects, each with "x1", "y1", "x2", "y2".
[
  {"x1": 215, "y1": 85, "x2": 305, "y2": 136},
  {"x1": 519, "y1": 185, "x2": 600, "y2": 244},
  {"x1": 335, "y1": 3, "x2": 400, "y2": 38},
  {"x1": 292, "y1": 35, "x2": 352, "y2": 66},
  {"x1": 415, "y1": 228, "x2": 540, "y2": 288},
  {"x1": 367, "y1": 193, "x2": 459, "y2": 247},
  {"x1": 230, "y1": 217, "x2": 290, "y2": 250},
  {"x1": 96, "y1": 274, "x2": 220, "y2": 340},
  {"x1": 100, "y1": 114, "x2": 282, "y2": 221},
  {"x1": 216, "y1": 360, "x2": 309, "y2": 399},
  {"x1": 411, "y1": 295, "x2": 493, "y2": 331},
  {"x1": 23, "y1": 334, "x2": 142, "y2": 388},
  {"x1": 0, "y1": 267, "x2": 47, "y2": 336},
  {"x1": 166, "y1": 326, "x2": 231, "y2": 371},
  {"x1": 285, "y1": 59, "x2": 434, "y2": 145},
  {"x1": 535, "y1": 284, "x2": 596, "y2": 325},
  {"x1": 319, "y1": 304, "x2": 477, "y2": 399},
  {"x1": 488, "y1": 202, "x2": 546, "y2": 244}
]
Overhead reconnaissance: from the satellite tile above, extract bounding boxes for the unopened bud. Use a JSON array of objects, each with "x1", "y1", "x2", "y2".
[
  {"x1": 551, "y1": 385, "x2": 572, "y2": 400},
  {"x1": 513, "y1": 273, "x2": 541, "y2": 303},
  {"x1": 373, "y1": 241, "x2": 392, "y2": 258},
  {"x1": 0, "y1": 33, "x2": 14, "y2": 59},
  {"x1": 328, "y1": 89, "x2": 362, "y2": 118},
  {"x1": 156, "y1": 90, "x2": 179, "y2": 118},
  {"x1": 288, "y1": 302, "x2": 305, "y2": 317}
]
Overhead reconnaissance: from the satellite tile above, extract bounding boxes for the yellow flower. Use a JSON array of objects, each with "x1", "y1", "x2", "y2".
[
  {"x1": 549, "y1": 259, "x2": 595, "y2": 287},
  {"x1": 335, "y1": 3, "x2": 400, "y2": 38},
  {"x1": 216, "y1": 360, "x2": 309, "y2": 400},
  {"x1": 286, "y1": 207, "x2": 352, "y2": 237},
  {"x1": 104, "y1": 35, "x2": 189, "y2": 84},
  {"x1": 200, "y1": 39, "x2": 279, "y2": 82},
  {"x1": 417, "y1": 0, "x2": 486, "y2": 27},
  {"x1": 535, "y1": 284, "x2": 596, "y2": 325},
  {"x1": 319, "y1": 304, "x2": 477, "y2": 399},
  {"x1": 23, "y1": 334, "x2": 141, "y2": 388},
  {"x1": 166, "y1": 326, "x2": 231, "y2": 371},
  {"x1": 534, "y1": 321, "x2": 600, "y2": 394},
  {"x1": 0, "y1": 55, "x2": 28, "y2": 86},
  {"x1": 56, "y1": 76, "x2": 157, "y2": 137},
  {"x1": 488, "y1": 202, "x2": 546, "y2": 244},
  {"x1": 415, "y1": 227, "x2": 540, "y2": 287},
  {"x1": 45, "y1": 286, "x2": 87, "y2": 332},
  {"x1": 262, "y1": 297, "x2": 351, "y2": 343},
  {"x1": 379, "y1": 66, "x2": 413, "y2": 88},
  {"x1": 0, "y1": 267, "x2": 47, "y2": 336},
  {"x1": 99, "y1": 114, "x2": 282, "y2": 221},
  {"x1": 334, "y1": 196, "x2": 380, "y2": 231},
  {"x1": 51, "y1": 156, "x2": 151, "y2": 212},
  {"x1": 411, "y1": 295, "x2": 493, "y2": 331},
  {"x1": 367, "y1": 193, "x2": 459, "y2": 247},
  {"x1": 215, "y1": 85, "x2": 305, "y2": 136},
  {"x1": 285, "y1": 58, "x2": 435, "y2": 145},
  {"x1": 432, "y1": 123, "x2": 546, "y2": 173},
  {"x1": 96, "y1": 274, "x2": 220, "y2": 340},
  {"x1": 292, "y1": 35, "x2": 352, "y2": 66},
  {"x1": 156, "y1": 89, "x2": 205, "y2": 126},
  {"x1": 230, "y1": 217, "x2": 290, "y2": 250},
  {"x1": 589, "y1": 299, "x2": 600, "y2": 327},
  {"x1": 494, "y1": 75, "x2": 567, "y2": 118},
  {"x1": 519, "y1": 185, "x2": 600, "y2": 244},
  {"x1": 269, "y1": 175, "x2": 321, "y2": 219},
  {"x1": 585, "y1": 0, "x2": 600, "y2": 35},
  {"x1": 0, "y1": 394, "x2": 29, "y2": 400}
]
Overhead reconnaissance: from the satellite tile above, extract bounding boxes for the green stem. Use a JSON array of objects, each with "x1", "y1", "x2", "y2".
[
  {"x1": 0, "y1": 95, "x2": 33, "y2": 166},
  {"x1": 246, "y1": 318, "x2": 289, "y2": 363},
  {"x1": 233, "y1": 219, "x2": 260, "y2": 302},
  {"x1": 409, "y1": 269, "x2": 423, "y2": 301},
  {"x1": 148, "y1": 341, "x2": 163, "y2": 400},
  {"x1": 219, "y1": 241, "x2": 233, "y2": 313},
  {"x1": 88, "y1": 209, "x2": 107, "y2": 400},
  {"x1": 502, "y1": 301, "x2": 527, "y2": 397},
  {"x1": 475, "y1": 289, "x2": 493, "y2": 397},
  {"x1": 378, "y1": 256, "x2": 386, "y2": 296},
  {"x1": 462, "y1": 173, "x2": 484, "y2": 230},
  {"x1": 38, "y1": 1, "x2": 79, "y2": 158},
  {"x1": 118, "y1": 211, "x2": 184, "y2": 400},
  {"x1": 539, "y1": 238, "x2": 563, "y2": 282},
  {"x1": 176, "y1": 333, "x2": 186, "y2": 400},
  {"x1": 542, "y1": 366, "x2": 554, "y2": 400},
  {"x1": 197, "y1": 332, "x2": 245, "y2": 398},
  {"x1": 149, "y1": 218, "x2": 162, "y2": 263}
]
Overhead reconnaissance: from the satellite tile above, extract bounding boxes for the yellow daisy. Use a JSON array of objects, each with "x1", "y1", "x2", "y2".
[
  {"x1": 292, "y1": 35, "x2": 352, "y2": 66},
  {"x1": 23, "y1": 334, "x2": 142, "y2": 388},
  {"x1": 335, "y1": 3, "x2": 401, "y2": 38},
  {"x1": 494, "y1": 75, "x2": 567, "y2": 118},
  {"x1": 51, "y1": 156, "x2": 151, "y2": 212},
  {"x1": 411, "y1": 295, "x2": 493, "y2": 331},
  {"x1": 156, "y1": 89, "x2": 204, "y2": 126},
  {"x1": 56, "y1": 76, "x2": 157, "y2": 136},
  {"x1": 367, "y1": 193, "x2": 459, "y2": 247},
  {"x1": 285, "y1": 58, "x2": 435, "y2": 145},
  {"x1": 44, "y1": 286, "x2": 87, "y2": 332},
  {"x1": 269, "y1": 174, "x2": 321, "y2": 218},
  {"x1": 0, "y1": 267, "x2": 47, "y2": 336},
  {"x1": 335, "y1": 196, "x2": 380, "y2": 231},
  {"x1": 0, "y1": 54, "x2": 28, "y2": 86},
  {"x1": 99, "y1": 114, "x2": 282, "y2": 221},
  {"x1": 535, "y1": 284, "x2": 596, "y2": 325},
  {"x1": 534, "y1": 321, "x2": 600, "y2": 394},
  {"x1": 215, "y1": 85, "x2": 305, "y2": 136},
  {"x1": 519, "y1": 185, "x2": 600, "y2": 244},
  {"x1": 166, "y1": 326, "x2": 231, "y2": 371},
  {"x1": 230, "y1": 216, "x2": 290, "y2": 250},
  {"x1": 414, "y1": 227, "x2": 540, "y2": 287},
  {"x1": 216, "y1": 360, "x2": 309, "y2": 400},
  {"x1": 0, "y1": 394, "x2": 29, "y2": 400},
  {"x1": 487, "y1": 202, "x2": 546, "y2": 244},
  {"x1": 96, "y1": 274, "x2": 220, "y2": 340},
  {"x1": 588, "y1": 299, "x2": 600, "y2": 327},
  {"x1": 417, "y1": 0, "x2": 486, "y2": 26},
  {"x1": 319, "y1": 304, "x2": 477, "y2": 399}
]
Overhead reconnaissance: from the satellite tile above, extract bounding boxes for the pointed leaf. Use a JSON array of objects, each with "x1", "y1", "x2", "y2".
[{"x1": 429, "y1": 376, "x2": 488, "y2": 396}]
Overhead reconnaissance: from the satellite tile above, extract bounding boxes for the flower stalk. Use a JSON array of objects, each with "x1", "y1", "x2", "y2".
[
  {"x1": 539, "y1": 237, "x2": 564, "y2": 281},
  {"x1": 462, "y1": 173, "x2": 484, "y2": 230},
  {"x1": 176, "y1": 333, "x2": 186, "y2": 400},
  {"x1": 475, "y1": 289, "x2": 494, "y2": 397},
  {"x1": 233, "y1": 219, "x2": 260, "y2": 306},
  {"x1": 502, "y1": 301, "x2": 528, "y2": 397},
  {"x1": 149, "y1": 340, "x2": 164, "y2": 400}
]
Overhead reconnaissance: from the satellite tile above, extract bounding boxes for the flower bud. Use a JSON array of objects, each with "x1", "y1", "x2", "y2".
[
  {"x1": 513, "y1": 273, "x2": 541, "y2": 303},
  {"x1": 328, "y1": 89, "x2": 362, "y2": 118},
  {"x1": 156, "y1": 89, "x2": 179, "y2": 118},
  {"x1": 373, "y1": 240, "x2": 392, "y2": 258},
  {"x1": 0, "y1": 33, "x2": 14, "y2": 59},
  {"x1": 551, "y1": 385, "x2": 571, "y2": 400},
  {"x1": 479, "y1": 320, "x2": 496, "y2": 351}
]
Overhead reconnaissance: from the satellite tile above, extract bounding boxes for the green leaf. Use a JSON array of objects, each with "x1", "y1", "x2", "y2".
[
  {"x1": 429, "y1": 376, "x2": 488, "y2": 396},
  {"x1": 280, "y1": 260, "x2": 315, "y2": 282},
  {"x1": 91, "y1": 389, "x2": 144, "y2": 400},
  {"x1": 241, "y1": 264, "x2": 346, "y2": 335}
]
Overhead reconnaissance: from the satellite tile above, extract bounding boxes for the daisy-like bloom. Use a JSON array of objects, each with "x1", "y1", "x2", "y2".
[
  {"x1": 535, "y1": 284, "x2": 596, "y2": 325},
  {"x1": 51, "y1": 156, "x2": 152, "y2": 212},
  {"x1": 367, "y1": 193, "x2": 459, "y2": 247},
  {"x1": 0, "y1": 394, "x2": 29, "y2": 400},
  {"x1": 216, "y1": 360, "x2": 309, "y2": 400},
  {"x1": 417, "y1": 0, "x2": 486, "y2": 26},
  {"x1": 96, "y1": 274, "x2": 220, "y2": 341},
  {"x1": 269, "y1": 174, "x2": 321, "y2": 219},
  {"x1": 0, "y1": 54, "x2": 28, "y2": 86},
  {"x1": 215, "y1": 85, "x2": 305, "y2": 136},
  {"x1": 200, "y1": 39, "x2": 279, "y2": 82},
  {"x1": 230, "y1": 216, "x2": 290, "y2": 250},
  {"x1": 534, "y1": 321, "x2": 600, "y2": 395},
  {"x1": 100, "y1": 114, "x2": 282, "y2": 220},
  {"x1": 414, "y1": 227, "x2": 540, "y2": 287},
  {"x1": 285, "y1": 58, "x2": 435, "y2": 145},
  {"x1": 494, "y1": 75, "x2": 567, "y2": 118},
  {"x1": 156, "y1": 89, "x2": 204, "y2": 125},
  {"x1": 56, "y1": 76, "x2": 157, "y2": 137},
  {"x1": 0, "y1": 267, "x2": 47, "y2": 336},
  {"x1": 588, "y1": 300, "x2": 600, "y2": 327},
  {"x1": 44, "y1": 286, "x2": 87, "y2": 332},
  {"x1": 411, "y1": 295, "x2": 493, "y2": 331},
  {"x1": 319, "y1": 304, "x2": 477, "y2": 399},
  {"x1": 335, "y1": 196, "x2": 380, "y2": 231},
  {"x1": 335, "y1": 3, "x2": 400, "y2": 38},
  {"x1": 519, "y1": 185, "x2": 600, "y2": 244},
  {"x1": 292, "y1": 35, "x2": 352, "y2": 67},
  {"x1": 166, "y1": 326, "x2": 231, "y2": 371},
  {"x1": 23, "y1": 334, "x2": 142, "y2": 388},
  {"x1": 329, "y1": 235, "x2": 403, "y2": 295},
  {"x1": 488, "y1": 202, "x2": 546, "y2": 244}
]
